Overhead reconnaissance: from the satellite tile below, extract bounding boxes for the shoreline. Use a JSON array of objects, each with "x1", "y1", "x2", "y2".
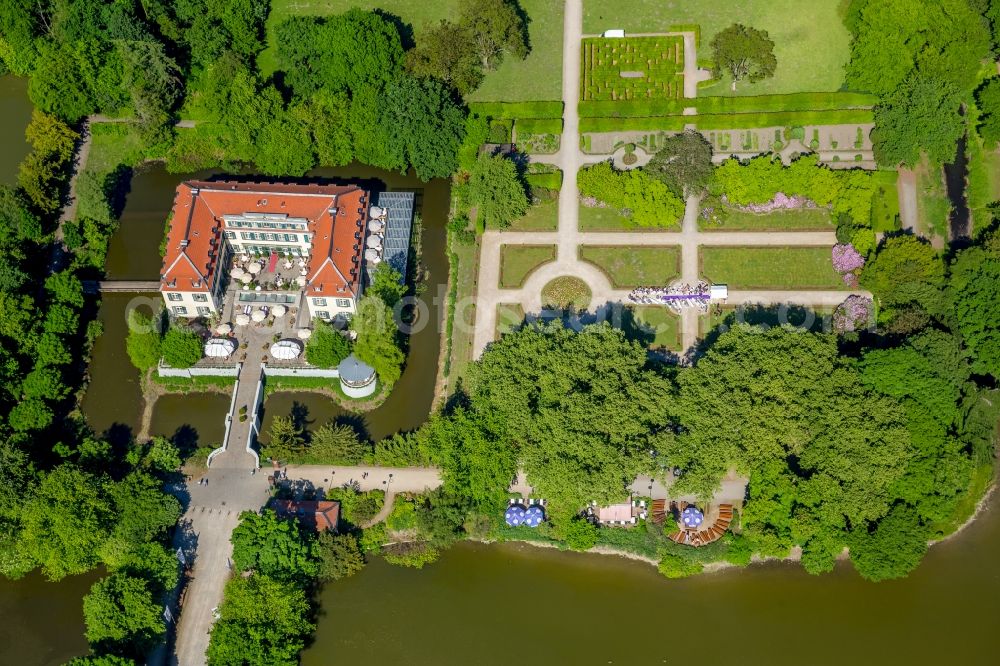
[{"x1": 485, "y1": 480, "x2": 998, "y2": 577}]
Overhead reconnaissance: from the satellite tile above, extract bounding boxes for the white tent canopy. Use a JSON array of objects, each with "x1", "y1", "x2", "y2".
[
  {"x1": 269, "y1": 339, "x2": 302, "y2": 360},
  {"x1": 204, "y1": 338, "x2": 236, "y2": 358}
]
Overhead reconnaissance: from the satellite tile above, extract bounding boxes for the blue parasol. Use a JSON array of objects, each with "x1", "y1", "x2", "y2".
[
  {"x1": 505, "y1": 504, "x2": 527, "y2": 526},
  {"x1": 523, "y1": 505, "x2": 545, "y2": 528},
  {"x1": 681, "y1": 506, "x2": 704, "y2": 528}
]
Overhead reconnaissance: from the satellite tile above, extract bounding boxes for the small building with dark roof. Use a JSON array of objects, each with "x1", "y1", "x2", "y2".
[
  {"x1": 270, "y1": 499, "x2": 340, "y2": 533},
  {"x1": 338, "y1": 353, "x2": 377, "y2": 398}
]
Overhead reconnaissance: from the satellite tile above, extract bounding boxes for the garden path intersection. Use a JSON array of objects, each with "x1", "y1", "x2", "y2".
[{"x1": 472, "y1": 0, "x2": 871, "y2": 361}]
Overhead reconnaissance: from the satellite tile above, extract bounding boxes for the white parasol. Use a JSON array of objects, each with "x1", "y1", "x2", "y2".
[
  {"x1": 238, "y1": 273, "x2": 252, "y2": 284},
  {"x1": 269, "y1": 339, "x2": 302, "y2": 360},
  {"x1": 364, "y1": 248, "x2": 380, "y2": 262},
  {"x1": 271, "y1": 304, "x2": 287, "y2": 317},
  {"x1": 235, "y1": 313, "x2": 251, "y2": 326},
  {"x1": 295, "y1": 276, "x2": 307, "y2": 287},
  {"x1": 204, "y1": 338, "x2": 236, "y2": 358},
  {"x1": 366, "y1": 235, "x2": 382, "y2": 249},
  {"x1": 247, "y1": 262, "x2": 262, "y2": 274},
  {"x1": 251, "y1": 309, "x2": 267, "y2": 322},
  {"x1": 297, "y1": 328, "x2": 313, "y2": 339},
  {"x1": 215, "y1": 323, "x2": 232, "y2": 335},
  {"x1": 368, "y1": 219, "x2": 383, "y2": 232}
]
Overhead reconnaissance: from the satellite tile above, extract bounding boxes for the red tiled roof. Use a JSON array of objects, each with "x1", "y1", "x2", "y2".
[
  {"x1": 161, "y1": 180, "x2": 368, "y2": 297},
  {"x1": 270, "y1": 499, "x2": 341, "y2": 533}
]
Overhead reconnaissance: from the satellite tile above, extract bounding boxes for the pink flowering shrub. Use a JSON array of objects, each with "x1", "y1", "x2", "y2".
[
  {"x1": 832, "y1": 243, "x2": 865, "y2": 273},
  {"x1": 727, "y1": 192, "x2": 818, "y2": 214},
  {"x1": 833, "y1": 295, "x2": 873, "y2": 333}
]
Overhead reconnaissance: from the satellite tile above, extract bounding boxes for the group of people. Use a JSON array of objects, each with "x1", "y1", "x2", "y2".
[{"x1": 628, "y1": 281, "x2": 711, "y2": 312}]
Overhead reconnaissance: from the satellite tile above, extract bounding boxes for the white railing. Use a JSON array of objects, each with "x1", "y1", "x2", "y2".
[{"x1": 207, "y1": 363, "x2": 242, "y2": 467}]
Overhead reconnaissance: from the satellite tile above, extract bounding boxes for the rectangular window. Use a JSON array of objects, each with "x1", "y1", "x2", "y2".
[
  {"x1": 167, "y1": 293, "x2": 182, "y2": 302},
  {"x1": 196, "y1": 306, "x2": 211, "y2": 316},
  {"x1": 313, "y1": 298, "x2": 327, "y2": 306},
  {"x1": 172, "y1": 306, "x2": 188, "y2": 315},
  {"x1": 193, "y1": 293, "x2": 208, "y2": 302},
  {"x1": 336, "y1": 298, "x2": 351, "y2": 308},
  {"x1": 317, "y1": 311, "x2": 330, "y2": 319},
  {"x1": 224, "y1": 230, "x2": 235, "y2": 239}
]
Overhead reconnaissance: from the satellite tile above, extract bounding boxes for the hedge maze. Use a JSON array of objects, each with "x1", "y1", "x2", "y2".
[{"x1": 581, "y1": 37, "x2": 684, "y2": 101}]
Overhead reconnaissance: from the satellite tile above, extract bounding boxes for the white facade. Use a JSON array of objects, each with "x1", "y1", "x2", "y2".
[
  {"x1": 163, "y1": 289, "x2": 219, "y2": 318},
  {"x1": 306, "y1": 295, "x2": 357, "y2": 322},
  {"x1": 222, "y1": 213, "x2": 312, "y2": 257}
]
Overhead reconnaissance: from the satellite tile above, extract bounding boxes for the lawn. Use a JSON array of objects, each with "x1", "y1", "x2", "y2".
[
  {"x1": 914, "y1": 156, "x2": 951, "y2": 240},
  {"x1": 583, "y1": 0, "x2": 850, "y2": 96},
  {"x1": 445, "y1": 233, "x2": 479, "y2": 386},
  {"x1": 87, "y1": 123, "x2": 152, "y2": 176},
  {"x1": 700, "y1": 246, "x2": 847, "y2": 290},
  {"x1": 700, "y1": 206, "x2": 833, "y2": 232},
  {"x1": 508, "y1": 200, "x2": 558, "y2": 231},
  {"x1": 870, "y1": 170, "x2": 900, "y2": 233},
  {"x1": 578, "y1": 204, "x2": 680, "y2": 231},
  {"x1": 496, "y1": 303, "x2": 526, "y2": 337},
  {"x1": 581, "y1": 36, "x2": 684, "y2": 101},
  {"x1": 262, "y1": 0, "x2": 563, "y2": 102},
  {"x1": 968, "y1": 140, "x2": 1000, "y2": 230},
  {"x1": 631, "y1": 306, "x2": 681, "y2": 350},
  {"x1": 579, "y1": 246, "x2": 680, "y2": 288},
  {"x1": 499, "y1": 244, "x2": 556, "y2": 288}
]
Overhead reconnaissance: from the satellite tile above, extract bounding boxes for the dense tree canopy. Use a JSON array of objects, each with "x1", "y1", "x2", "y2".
[
  {"x1": 352, "y1": 295, "x2": 405, "y2": 388},
  {"x1": 645, "y1": 130, "x2": 714, "y2": 197},
  {"x1": 230, "y1": 510, "x2": 318, "y2": 585},
  {"x1": 949, "y1": 225, "x2": 1000, "y2": 378}
]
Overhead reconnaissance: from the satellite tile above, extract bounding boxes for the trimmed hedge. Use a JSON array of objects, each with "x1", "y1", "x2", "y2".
[
  {"x1": 488, "y1": 119, "x2": 514, "y2": 143},
  {"x1": 694, "y1": 109, "x2": 874, "y2": 130},
  {"x1": 580, "y1": 116, "x2": 689, "y2": 133},
  {"x1": 469, "y1": 101, "x2": 564, "y2": 119},
  {"x1": 516, "y1": 117, "x2": 563, "y2": 135},
  {"x1": 526, "y1": 171, "x2": 563, "y2": 191},
  {"x1": 668, "y1": 23, "x2": 701, "y2": 46},
  {"x1": 578, "y1": 92, "x2": 877, "y2": 119}
]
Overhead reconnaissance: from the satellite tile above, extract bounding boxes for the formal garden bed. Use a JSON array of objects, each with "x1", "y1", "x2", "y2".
[
  {"x1": 496, "y1": 303, "x2": 527, "y2": 337},
  {"x1": 579, "y1": 246, "x2": 681, "y2": 288},
  {"x1": 508, "y1": 199, "x2": 559, "y2": 232},
  {"x1": 698, "y1": 201, "x2": 834, "y2": 231},
  {"x1": 700, "y1": 246, "x2": 848, "y2": 290},
  {"x1": 541, "y1": 276, "x2": 592, "y2": 309},
  {"x1": 631, "y1": 306, "x2": 681, "y2": 350},
  {"x1": 499, "y1": 245, "x2": 556, "y2": 288}
]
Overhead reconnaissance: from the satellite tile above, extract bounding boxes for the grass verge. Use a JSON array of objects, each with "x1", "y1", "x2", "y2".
[
  {"x1": 700, "y1": 246, "x2": 847, "y2": 290},
  {"x1": 699, "y1": 206, "x2": 833, "y2": 232},
  {"x1": 579, "y1": 246, "x2": 680, "y2": 288},
  {"x1": 499, "y1": 244, "x2": 556, "y2": 288}
]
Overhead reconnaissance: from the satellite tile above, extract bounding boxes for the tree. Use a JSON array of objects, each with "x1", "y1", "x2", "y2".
[
  {"x1": 0, "y1": 185, "x2": 42, "y2": 243},
  {"x1": 459, "y1": 0, "x2": 528, "y2": 71},
  {"x1": 849, "y1": 505, "x2": 929, "y2": 581},
  {"x1": 975, "y1": 77, "x2": 1000, "y2": 147},
  {"x1": 290, "y1": 89, "x2": 354, "y2": 167},
  {"x1": 304, "y1": 321, "x2": 350, "y2": 368},
  {"x1": 367, "y1": 263, "x2": 407, "y2": 309},
  {"x1": 710, "y1": 24, "x2": 777, "y2": 90},
  {"x1": 21, "y1": 365, "x2": 68, "y2": 400},
  {"x1": 407, "y1": 20, "x2": 484, "y2": 95},
  {"x1": 577, "y1": 161, "x2": 685, "y2": 228},
  {"x1": 872, "y1": 76, "x2": 964, "y2": 167},
  {"x1": 16, "y1": 465, "x2": 113, "y2": 579},
  {"x1": 207, "y1": 574, "x2": 313, "y2": 666},
  {"x1": 556, "y1": 517, "x2": 599, "y2": 551},
  {"x1": 230, "y1": 510, "x2": 318, "y2": 584},
  {"x1": 860, "y1": 234, "x2": 946, "y2": 320},
  {"x1": 308, "y1": 422, "x2": 369, "y2": 464},
  {"x1": 265, "y1": 416, "x2": 306, "y2": 461},
  {"x1": 126, "y1": 309, "x2": 162, "y2": 371},
  {"x1": 351, "y1": 295, "x2": 405, "y2": 388},
  {"x1": 645, "y1": 129, "x2": 713, "y2": 197},
  {"x1": 469, "y1": 322, "x2": 674, "y2": 509},
  {"x1": 383, "y1": 74, "x2": 466, "y2": 181},
  {"x1": 82, "y1": 573, "x2": 164, "y2": 654},
  {"x1": 7, "y1": 397, "x2": 53, "y2": 431},
  {"x1": 45, "y1": 269, "x2": 85, "y2": 307},
  {"x1": 315, "y1": 532, "x2": 365, "y2": 581},
  {"x1": 160, "y1": 328, "x2": 202, "y2": 368},
  {"x1": 468, "y1": 154, "x2": 529, "y2": 229},
  {"x1": 949, "y1": 229, "x2": 1000, "y2": 377},
  {"x1": 66, "y1": 656, "x2": 137, "y2": 666}
]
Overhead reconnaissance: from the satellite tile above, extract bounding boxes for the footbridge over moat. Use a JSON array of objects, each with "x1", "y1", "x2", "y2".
[{"x1": 83, "y1": 279, "x2": 161, "y2": 293}]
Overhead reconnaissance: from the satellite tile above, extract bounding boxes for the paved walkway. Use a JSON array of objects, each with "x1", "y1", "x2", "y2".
[
  {"x1": 470, "y1": 5, "x2": 867, "y2": 360},
  {"x1": 897, "y1": 167, "x2": 918, "y2": 234}
]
